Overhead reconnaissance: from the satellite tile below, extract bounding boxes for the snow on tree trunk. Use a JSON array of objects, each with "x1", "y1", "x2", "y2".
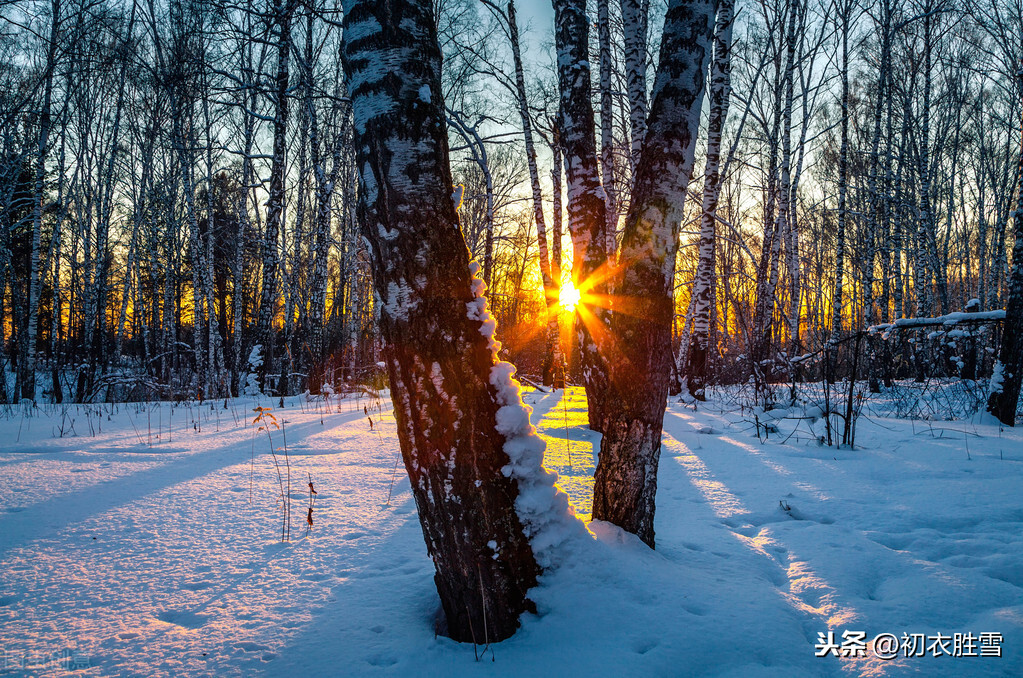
[
  {"x1": 592, "y1": 0, "x2": 715, "y2": 548},
  {"x1": 556, "y1": 0, "x2": 609, "y2": 431},
  {"x1": 341, "y1": 0, "x2": 574, "y2": 641},
  {"x1": 688, "y1": 0, "x2": 733, "y2": 401},
  {"x1": 988, "y1": 65, "x2": 1023, "y2": 426},
  {"x1": 553, "y1": 0, "x2": 611, "y2": 432}
]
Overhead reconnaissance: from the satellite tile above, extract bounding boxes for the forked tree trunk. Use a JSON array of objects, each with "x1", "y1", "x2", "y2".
[
  {"x1": 592, "y1": 0, "x2": 715, "y2": 548},
  {"x1": 342, "y1": 0, "x2": 560, "y2": 641}
]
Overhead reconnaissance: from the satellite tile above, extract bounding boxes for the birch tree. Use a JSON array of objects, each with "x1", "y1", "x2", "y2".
[
  {"x1": 687, "y1": 0, "x2": 734, "y2": 400},
  {"x1": 21, "y1": 0, "x2": 62, "y2": 402},
  {"x1": 621, "y1": 0, "x2": 649, "y2": 175},
  {"x1": 552, "y1": 0, "x2": 611, "y2": 431},
  {"x1": 255, "y1": 0, "x2": 293, "y2": 394},
  {"x1": 341, "y1": 0, "x2": 570, "y2": 641},
  {"x1": 592, "y1": 0, "x2": 715, "y2": 547},
  {"x1": 977, "y1": 0, "x2": 1023, "y2": 424}
]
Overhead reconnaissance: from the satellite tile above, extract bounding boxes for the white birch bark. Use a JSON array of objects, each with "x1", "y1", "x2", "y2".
[
  {"x1": 22, "y1": 0, "x2": 62, "y2": 401},
  {"x1": 687, "y1": 0, "x2": 734, "y2": 399},
  {"x1": 593, "y1": 0, "x2": 715, "y2": 547},
  {"x1": 597, "y1": 0, "x2": 618, "y2": 257},
  {"x1": 506, "y1": 0, "x2": 563, "y2": 386},
  {"x1": 620, "y1": 0, "x2": 649, "y2": 177}
]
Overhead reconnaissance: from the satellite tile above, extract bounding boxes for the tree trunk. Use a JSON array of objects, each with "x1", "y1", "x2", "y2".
[
  {"x1": 620, "y1": 0, "x2": 649, "y2": 177},
  {"x1": 593, "y1": 0, "x2": 715, "y2": 548},
  {"x1": 597, "y1": 0, "x2": 618, "y2": 257},
  {"x1": 552, "y1": 0, "x2": 611, "y2": 431},
  {"x1": 22, "y1": 0, "x2": 62, "y2": 402},
  {"x1": 687, "y1": 0, "x2": 733, "y2": 400},
  {"x1": 988, "y1": 65, "x2": 1023, "y2": 426},
  {"x1": 831, "y1": 0, "x2": 850, "y2": 344},
  {"x1": 256, "y1": 0, "x2": 293, "y2": 394},
  {"x1": 342, "y1": 0, "x2": 568, "y2": 641},
  {"x1": 507, "y1": 1, "x2": 562, "y2": 387}
]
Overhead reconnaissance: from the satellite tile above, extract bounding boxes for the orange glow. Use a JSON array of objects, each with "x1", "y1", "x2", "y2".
[{"x1": 559, "y1": 281, "x2": 582, "y2": 312}]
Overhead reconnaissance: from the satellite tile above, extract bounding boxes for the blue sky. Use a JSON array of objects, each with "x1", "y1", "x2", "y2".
[
  {"x1": 517, "y1": 0, "x2": 554, "y2": 28},
  {"x1": 514, "y1": 0, "x2": 556, "y2": 55}
]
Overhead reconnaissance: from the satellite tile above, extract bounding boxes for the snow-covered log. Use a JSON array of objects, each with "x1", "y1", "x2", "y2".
[{"x1": 868, "y1": 309, "x2": 1006, "y2": 335}]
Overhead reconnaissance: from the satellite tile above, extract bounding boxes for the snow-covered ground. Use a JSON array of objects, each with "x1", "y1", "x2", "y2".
[{"x1": 1, "y1": 387, "x2": 1021, "y2": 676}]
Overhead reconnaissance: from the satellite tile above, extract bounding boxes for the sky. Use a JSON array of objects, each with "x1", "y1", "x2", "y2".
[
  {"x1": 514, "y1": 0, "x2": 557, "y2": 58},
  {"x1": 516, "y1": 0, "x2": 555, "y2": 34}
]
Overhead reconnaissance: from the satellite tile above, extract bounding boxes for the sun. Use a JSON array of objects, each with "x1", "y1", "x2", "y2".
[{"x1": 559, "y1": 281, "x2": 582, "y2": 312}]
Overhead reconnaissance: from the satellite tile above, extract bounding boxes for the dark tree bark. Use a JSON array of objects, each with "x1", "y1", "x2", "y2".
[
  {"x1": 988, "y1": 65, "x2": 1023, "y2": 426},
  {"x1": 552, "y1": 0, "x2": 611, "y2": 432},
  {"x1": 505, "y1": 0, "x2": 564, "y2": 388},
  {"x1": 592, "y1": 0, "x2": 715, "y2": 547},
  {"x1": 342, "y1": 0, "x2": 551, "y2": 642},
  {"x1": 621, "y1": 0, "x2": 649, "y2": 176},
  {"x1": 256, "y1": 0, "x2": 293, "y2": 393}
]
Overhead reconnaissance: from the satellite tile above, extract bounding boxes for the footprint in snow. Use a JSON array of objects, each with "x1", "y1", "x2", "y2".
[
  {"x1": 304, "y1": 572, "x2": 332, "y2": 582},
  {"x1": 366, "y1": 654, "x2": 398, "y2": 667},
  {"x1": 632, "y1": 638, "x2": 659, "y2": 655},
  {"x1": 182, "y1": 580, "x2": 213, "y2": 591},
  {"x1": 233, "y1": 641, "x2": 269, "y2": 653},
  {"x1": 156, "y1": 610, "x2": 208, "y2": 629}
]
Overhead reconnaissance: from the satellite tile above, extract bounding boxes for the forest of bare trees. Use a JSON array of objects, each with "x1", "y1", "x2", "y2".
[
  {"x1": 3, "y1": 0, "x2": 1023, "y2": 651},
  {"x1": 2, "y1": 0, "x2": 1022, "y2": 422}
]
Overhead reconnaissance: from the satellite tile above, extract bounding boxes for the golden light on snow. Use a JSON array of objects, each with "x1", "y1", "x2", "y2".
[{"x1": 559, "y1": 281, "x2": 582, "y2": 312}]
